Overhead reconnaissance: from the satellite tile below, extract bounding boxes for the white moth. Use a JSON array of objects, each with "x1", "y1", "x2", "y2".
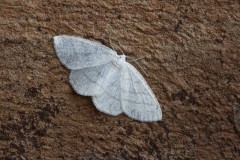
[{"x1": 53, "y1": 35, "x2": 162, "y2": 122}]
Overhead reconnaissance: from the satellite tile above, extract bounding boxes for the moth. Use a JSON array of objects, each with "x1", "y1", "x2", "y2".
[{"x1": 53, "y1": 35, "x2": 162, "y2": 122}]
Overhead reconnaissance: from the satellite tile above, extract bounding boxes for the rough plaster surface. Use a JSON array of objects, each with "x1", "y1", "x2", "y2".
[{"x1": 0, "y1": 0, "x2": 239, "y2": 159}]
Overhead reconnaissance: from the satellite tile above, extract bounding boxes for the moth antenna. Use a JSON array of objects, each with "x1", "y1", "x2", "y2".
[
  {"x1": 128, "y1": 56, "x2": 146, "y2": 62},
  {"x1": 108, "y1": 37, "x2": 125, "y2": 55},
  {"x1": 127, "y1": 56, "x2": 149, "y2": 77},
  {"x1": 110, "y1": 42, "x2": 125, "y2": 55},
  {"x1": 109, "y1": 37, "x2": 145, "y2": 73},
  {"x1": 118, "y1": 46, "x2": 125, "y2": 55},
  {"x1": 108, "y1": 37, "x2": 116, "y2": 51},
  {"x1": 117, "y1": 42, "x2": 125, "y2": 55}
]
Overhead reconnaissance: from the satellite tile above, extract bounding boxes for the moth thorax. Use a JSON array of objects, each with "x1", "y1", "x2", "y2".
[
  {"x1": 113, "y1": 55, "x2": 126, "y2": 68},
  {"x1": 119, "y1": 55, "x2": 126, "y2": 63}
]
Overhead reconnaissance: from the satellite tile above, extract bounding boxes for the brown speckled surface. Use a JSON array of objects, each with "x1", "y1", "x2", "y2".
[{"x1": 0, "y1": 0, "x2": 239, "y2": 159}]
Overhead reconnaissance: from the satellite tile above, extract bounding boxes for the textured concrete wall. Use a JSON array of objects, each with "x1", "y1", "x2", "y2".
[{"x1": 0, "y1": 0, "x2": 239, "y2": 159}]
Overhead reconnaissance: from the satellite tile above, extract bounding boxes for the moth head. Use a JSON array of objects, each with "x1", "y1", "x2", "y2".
[
  {"x1": 119, "y1": 54, "x2": 126, "y2": 61},
  {"x1": 114, "y1": 55, "x2": 126, "y2": 67}
]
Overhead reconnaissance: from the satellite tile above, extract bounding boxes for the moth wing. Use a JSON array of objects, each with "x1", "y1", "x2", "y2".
[
  {"x1": 92, "y1": 63, "x2": 123, "y2": 116},
  {"x1": 54, "y1": 35, "x2": 117, "y2": 70},
  {"x1": 121, "y1": 63, "x2": 162, "y2": 122},
  {"x1": 69, "y1": 61, "x2": 121, "y2": 97}
]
